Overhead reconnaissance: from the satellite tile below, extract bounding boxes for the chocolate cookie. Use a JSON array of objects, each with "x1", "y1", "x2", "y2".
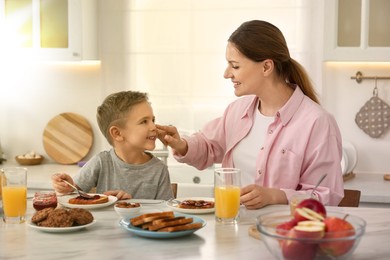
[
  {"x1": 69, "y1": 208, "x2": 94, "y2": 225},
  {"x1": 31, "y1": 207, "x2": 54, "y2": 223}
]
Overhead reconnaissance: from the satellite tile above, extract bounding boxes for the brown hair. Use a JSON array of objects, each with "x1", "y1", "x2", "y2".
[
  {"x1": 228, "y1": 20, "x2": 319, "y2": 104},
  {"x1": 97, "y1": 91, "x2": 149, "y2": 145}
]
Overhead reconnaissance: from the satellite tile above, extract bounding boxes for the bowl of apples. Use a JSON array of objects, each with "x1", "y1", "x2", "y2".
[{"x1": 256, "y1": 198, "x2": 366, "y2": 260}]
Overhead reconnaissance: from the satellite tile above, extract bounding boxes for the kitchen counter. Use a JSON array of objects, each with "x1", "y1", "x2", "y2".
[
  {"x1": 1, "y1": 162, "x2": 80, "y2": 191},
  {"x1": 1, "y1": 201, "x2": 390, "y2": 259},
  {"x1": 344, "y1": 172, "x2": 390, "y2": 206}
]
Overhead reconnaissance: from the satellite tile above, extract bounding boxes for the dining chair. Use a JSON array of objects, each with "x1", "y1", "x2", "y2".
[
  {"x1": 338, "y1": 189, "x2": 361, "y2": 207},
  {"x1": 171, "y1": 183, "x2": 178, "y2": 199}
]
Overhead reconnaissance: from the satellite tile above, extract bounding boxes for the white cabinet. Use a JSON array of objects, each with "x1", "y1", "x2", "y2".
[
  {"x1": 0, "y1": 0, "x2": 97, "y2": 61},
  {"x1": 324, "y1": 0, "x2": 390, "y2": 61}
]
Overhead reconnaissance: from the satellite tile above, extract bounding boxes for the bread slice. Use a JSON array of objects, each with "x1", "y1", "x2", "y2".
[
  {"x1": 141, "y1": 216, "x2": 181, "y2": 229},
  {"x1": 157, "y1": 222, "x2": 203, "y2": 232},
  {"x1": 151, "y1": 216, "x2": 185, "y2": 225},
  {"x1": 130, "y1": 211, "x2": 175, "y2": 227},
  {"x1": 68, "y1": 195, "x2": 109, "y2": 205},
  {"x1": 148, "y1": 217, "x2": 193, "y2": 231}
]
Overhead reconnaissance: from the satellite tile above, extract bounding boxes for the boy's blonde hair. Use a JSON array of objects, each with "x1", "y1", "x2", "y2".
[{"x1": 97, "y1": 91, "x2": 149, "y2": 145}]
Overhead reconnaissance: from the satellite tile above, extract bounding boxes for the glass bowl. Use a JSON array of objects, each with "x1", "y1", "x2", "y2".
[{"x1": 256, "y1": 210, "x2": 366, "y2": 260}]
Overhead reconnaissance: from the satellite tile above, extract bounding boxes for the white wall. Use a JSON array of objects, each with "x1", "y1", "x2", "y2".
[
  {"x1": 0, "y1": 62, "x2": 104, "y2": 160},
  {"x1": 1, "y1": 0, "x2": 389, "y2": 176},
  {"x1": 123, "y1": 0, "x2": 324, "y2": 166},
  {"x1": 323, "y1": 63, "x2": 390, "y2": 173}
]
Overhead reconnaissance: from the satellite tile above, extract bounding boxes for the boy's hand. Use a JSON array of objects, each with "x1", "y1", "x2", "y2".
[
  {"x1": 51, "y1": 173, "x2": 75, "y2": 194},
  {"x1": 104, "y1": 190, "x2": 132, "y2": 200}
]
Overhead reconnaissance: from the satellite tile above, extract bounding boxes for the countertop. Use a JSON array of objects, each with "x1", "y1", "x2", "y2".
[
  {"x1": 1, "y1": 162, "x2": 390, "y2": 205},
  {"x1": 1, "y1": 162, "x2": 80, "y2": 191},
  {"x1": 1, "y1": 200, "x2": 390, "y2": 259},
  {"x1": 343, "y1": 172, "x2": 390, "y2": 205}
]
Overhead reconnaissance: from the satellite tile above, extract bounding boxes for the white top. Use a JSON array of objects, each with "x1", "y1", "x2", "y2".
[{"x1": 232, "y1": 107, "x2": 274, "y2": 187}]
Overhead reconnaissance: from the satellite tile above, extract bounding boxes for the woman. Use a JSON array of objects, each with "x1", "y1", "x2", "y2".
[{"x1": 157, "y1": 20, "x2": 344, "y2": 209}]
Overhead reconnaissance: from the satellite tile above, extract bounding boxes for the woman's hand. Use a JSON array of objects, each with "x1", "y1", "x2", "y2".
[
  {"x1": 51, "y1": 173, "x2": 75, "y2": 194},
  {"x1": 104, "y1": 190, "x2": 132, "y2": 200},
  {"x1": 156, "y1": 124, "x2": 188, "y2": 156},
  {"x1": 240, "y1": 184, "x2": 288, "y2": 209}
]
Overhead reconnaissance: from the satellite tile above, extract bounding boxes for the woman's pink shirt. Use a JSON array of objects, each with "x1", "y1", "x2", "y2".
[{"x1": 174, "y1": 86, "x2": 344, "y2": 206}]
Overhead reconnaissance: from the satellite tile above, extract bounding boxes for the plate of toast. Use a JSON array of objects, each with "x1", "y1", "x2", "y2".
[
  {"x1": 166, "y1": 197, "x2": 215, "y2": 214},
  {"x1": 119, "y1": 211, "x2": 206, "y2": 238},
  {"x1": 58, "y1": 194, "x2": 118, "y2": 209}
]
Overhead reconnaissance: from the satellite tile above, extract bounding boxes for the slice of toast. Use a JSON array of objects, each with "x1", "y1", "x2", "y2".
[
  {"x1": 148, "y1": 217, "x2": 193, "y2": 231},
  {"x1": 151, "y1": 216, "x2": 185, "y2": 225},
  {"x1": 140, "y1": 216, "x2": 180, "y2": 230},
  {"x1": 68, "y1": 195, "x2": 109, "y2": 205},
  {"x1": 157, "y1": 222, "x2": 203, "y2": 232},
  {"x1": 141, "y1": 216, "x2": 182, "y2": 229},
  {"x1": 130, "y1": 211, "x2": 175, "y2": 227}
]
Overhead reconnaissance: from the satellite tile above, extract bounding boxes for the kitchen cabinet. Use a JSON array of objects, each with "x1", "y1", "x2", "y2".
[
  {"x1": 0, "y1": 0, "x2": 97, "y2": 61},
  {"x1": 324, "y1": 0, "x2": 390, "y2": 61}
]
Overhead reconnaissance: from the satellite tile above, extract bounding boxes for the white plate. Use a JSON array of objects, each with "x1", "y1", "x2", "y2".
[
  {"x1": 27, "y1": 220, "x2": 96, "y2": 233},
  {"x1": 119, "y1": 213, "x2": 206, "y2": 238},
  {"x1": 127, "y1": 199, "x2": 165, "y2": 205},
  {"x1": 166, "y1": 197, "x2": 214, "y2": 214},
  {"x1": 343, "y1": 141, "x2": 357, "y2": 174},
  {"x1": 58, "y1": 194, "x2": 117, "y2": 209}
]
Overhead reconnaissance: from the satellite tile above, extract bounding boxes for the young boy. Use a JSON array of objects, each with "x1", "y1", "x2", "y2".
[{"x1": 52, "y1": 91, "x2": 173, "y2": 200}]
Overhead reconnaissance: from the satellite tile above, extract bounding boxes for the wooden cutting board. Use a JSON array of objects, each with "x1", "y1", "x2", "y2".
[
  {"x1": 43, "y1": 113, "x2": 93, "y2": 165},
  {"x1": 248, "y1": 225, "x2": 261, "y2": 240}
]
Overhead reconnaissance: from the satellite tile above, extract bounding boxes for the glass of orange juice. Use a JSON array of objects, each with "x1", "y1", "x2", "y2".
[
  {"x1": 1, "y1": 167, "x2": 27, "y2": 224},
  {"x1": 214, "y1": 168, "x2": 241, "y2": 224}
]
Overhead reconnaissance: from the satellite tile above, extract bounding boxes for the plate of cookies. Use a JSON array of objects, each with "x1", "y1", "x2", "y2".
[
  {"x1": 166, "y1": 197, "x2": 215, "y2": 214},
  {"x1": 57, "y1": 194, "x2": 117, "y2": 209},
  {"x1": 27, "y1": 208, "x2": 96, "y2": 233},
  {"x1": 119, "y1": 211, "x2": 206, "y2": 238}
]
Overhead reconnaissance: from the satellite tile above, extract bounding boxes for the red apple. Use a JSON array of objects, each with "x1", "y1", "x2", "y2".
[
  {"x1": 294, "y1": 198, "x2": 326, "y2": 222},
  {"x1": 281, "y1": 222, "x2": 325, "y2": 260},
  {"x1": 320, "y1": 216, "x2": 356, "y2": 257},
  {"x1": 275, "y1": 219, "x2": 298, "y2": 236}
]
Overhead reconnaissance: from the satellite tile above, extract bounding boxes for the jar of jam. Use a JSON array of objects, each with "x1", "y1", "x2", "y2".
[{"x1": 33, "y1": 191, "x2": 57, "y2": 211}]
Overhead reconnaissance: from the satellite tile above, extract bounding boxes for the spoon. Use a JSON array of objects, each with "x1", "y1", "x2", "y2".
[
  {"x1": 62, "y1": 180, "x2": 94, "y2": 199},
  {"x1": 167, "y1": 198, "x2": 182, "y2": 205},
  {"x1": 311, "y1": 173, "x2": 327, "y2": 197}
]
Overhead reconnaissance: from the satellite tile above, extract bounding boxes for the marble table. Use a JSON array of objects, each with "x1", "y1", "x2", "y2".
[{"x1": 1, "y1": 200, "x2": 390, "y2": 260}]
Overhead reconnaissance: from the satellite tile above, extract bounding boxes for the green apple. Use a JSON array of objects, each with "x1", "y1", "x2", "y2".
[{"x1": 320, "y1": 216, "x2": 356, "y2": 257}]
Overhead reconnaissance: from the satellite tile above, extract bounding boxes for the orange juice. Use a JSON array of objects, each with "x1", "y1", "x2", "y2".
[
  {"x1": 2, "y1": 186, "x2": 27, "y2": 217},
  {"x1": 214, "y1": 186, "x2": 240, "y2": 218}
]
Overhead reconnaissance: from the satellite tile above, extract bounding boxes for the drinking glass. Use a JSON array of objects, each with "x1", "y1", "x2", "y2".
[
  {"x1": 214, "y1": 168, "x2": 241, "y2": 224},
  {"x1": 1, "y1": 167, "x2": 27, "y2": 223}
]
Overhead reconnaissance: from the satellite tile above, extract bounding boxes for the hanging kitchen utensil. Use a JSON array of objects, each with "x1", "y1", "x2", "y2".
[{"x1": 355, "y1": 78, "x2": 390, "y2": 138}]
